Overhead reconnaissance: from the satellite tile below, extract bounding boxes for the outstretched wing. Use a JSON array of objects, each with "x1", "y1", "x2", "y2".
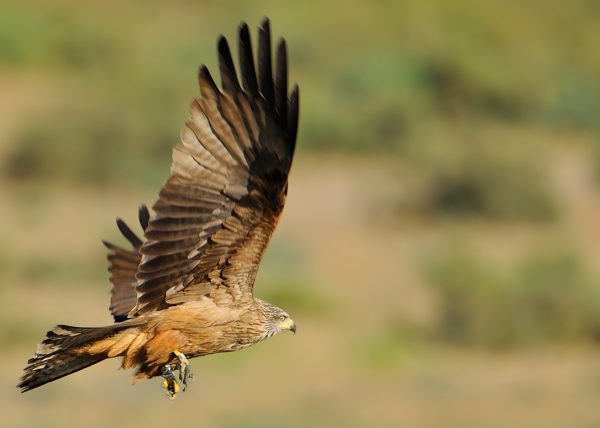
[
  {"x1": 130, "y1": 19, "x2": 299, "y2": 316},
  {"x1": 103, "y1": 205, "x2": 150, "y2": 321}
]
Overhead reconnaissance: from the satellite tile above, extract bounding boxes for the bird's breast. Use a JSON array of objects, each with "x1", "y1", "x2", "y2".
[{"x1": 146, "y1": 301, "x2": 266, "y2": 357}]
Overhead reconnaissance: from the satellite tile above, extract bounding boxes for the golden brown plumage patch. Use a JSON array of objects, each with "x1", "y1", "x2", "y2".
[{"x1": 18, "y1": 18, "x2": 299, "y2": 394}]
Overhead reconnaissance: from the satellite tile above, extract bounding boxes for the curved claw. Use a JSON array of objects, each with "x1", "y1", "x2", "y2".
[{"x1": 173, "y1": 350, "x2": 193, "y2": 390}]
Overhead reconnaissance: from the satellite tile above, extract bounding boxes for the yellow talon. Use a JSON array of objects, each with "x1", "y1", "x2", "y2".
[
  {"x1": 162, "y1": 377, "x2": 180, "y2": 399},
  {"x1": 160, "y1": 364, "x2": 180, "y2": 399}
]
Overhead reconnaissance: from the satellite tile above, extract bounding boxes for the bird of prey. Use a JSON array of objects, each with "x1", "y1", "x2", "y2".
[{"x1": 18, "y1": 18, "x2": 299, "y2": 399}]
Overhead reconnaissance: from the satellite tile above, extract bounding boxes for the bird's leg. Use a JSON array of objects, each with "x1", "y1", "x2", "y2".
[
  {"x1": 160, "y1": 364, "x2": 180, "y2": 399},
  {"x1": 173, "y1": 350, "x2": 194, "y2": 391}
]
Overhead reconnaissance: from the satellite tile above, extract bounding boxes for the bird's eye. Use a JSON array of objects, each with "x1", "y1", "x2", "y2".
[{"x1": 279, "y1": 315, "x2": 286, "y2": 321}]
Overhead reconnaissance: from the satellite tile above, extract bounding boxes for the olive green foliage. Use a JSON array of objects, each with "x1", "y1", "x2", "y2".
[
  {"x1": 2, "y1": 0, "x2": 600, "y2": 183},
  {"x1": 425, "y1": 246, "x2": 600, "y2": 347},
  {"x1": 413, "y1": 136, "x2": 557, "y2": 220}
]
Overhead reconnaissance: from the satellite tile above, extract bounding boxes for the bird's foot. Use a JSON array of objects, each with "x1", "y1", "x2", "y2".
[
  {"x1": 173, "y1": 350, "x2": 194, "y2": 391},
  {"x1": 160, "y1": 350, "x2": 193, "y2": 399},
  {"x1": 161, "y1": 364, "x2": 180, "y2": 399}
]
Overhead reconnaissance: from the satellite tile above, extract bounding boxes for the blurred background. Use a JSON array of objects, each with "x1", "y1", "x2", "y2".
[{"x1": 2, "y1": 0, "x2": 600, "y2": 427}]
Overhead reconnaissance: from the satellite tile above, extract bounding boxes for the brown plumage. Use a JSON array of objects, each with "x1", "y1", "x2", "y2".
[{"x1": 18, "y1": 19, "x2": 299, "y2": 394}]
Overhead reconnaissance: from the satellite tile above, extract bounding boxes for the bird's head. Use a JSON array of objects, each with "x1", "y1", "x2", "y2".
[{"x1": 260, "y1": 301, "x2": 296, "y2": 336}]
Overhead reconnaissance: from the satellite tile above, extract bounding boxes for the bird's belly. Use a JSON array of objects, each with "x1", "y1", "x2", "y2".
[{"x1": 146, "y1": 301, "x2": 263, "y2": 359}]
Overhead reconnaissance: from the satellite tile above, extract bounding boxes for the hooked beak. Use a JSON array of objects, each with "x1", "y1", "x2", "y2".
[{"x1": 281, "y1": 318, "x2": 297, "y2": 335}]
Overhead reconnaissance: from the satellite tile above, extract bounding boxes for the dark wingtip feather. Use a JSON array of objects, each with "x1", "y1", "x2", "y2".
[
  {"x1": 138, "y1": 204, "x2": 149, "y2": 231},
  {"x1": 288, "y1": 84, "x2": 300, "y2": 149},
  {"x1": 258, "y1": 18, "x2": 274, "y2": 106},
  {"x1": 198, "y1": 65, "x2": 219, "y2": 96},
  {"x1": 238, "y1": 22, "x2": 259, "y2": 97},
  {"x1": 116, "y1": 218, "x2": 143, "y2": 249},
  {"x1": 260, "y1": 16, "x2": 270, "y2": 28},
  {"x1": 218, "y1": 35, "x2": 240, "y2": 93},
  {"x1": 275, "y1": 38, "x2": 288, "y2": 125}
]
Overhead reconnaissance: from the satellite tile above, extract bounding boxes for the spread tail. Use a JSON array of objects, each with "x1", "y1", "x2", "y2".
[{"x1": 18, "y1": 323, "x2": 135, "y2": 392}]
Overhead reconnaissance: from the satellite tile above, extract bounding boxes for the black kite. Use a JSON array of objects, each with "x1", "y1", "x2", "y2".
[{"x1": 18, "y1": 18, "x2": 299, "y2": 398}]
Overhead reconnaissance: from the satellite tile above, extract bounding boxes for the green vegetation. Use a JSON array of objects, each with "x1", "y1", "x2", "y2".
[
  {"x1": 3, "y1": 103, "x2": 171, "y2": 186},
  {"x1": 2, "y1": 0, "x2": 600, "y2": 184},
  {"x1": 357, "y1": 321, "x2": 419, "y2": 370},
  {"x1": 425, "y1": 246, "x2": 600, "y2": 348},
  {"x1": 412, "y1": 133, "x2": 558, "y2": 220},
  {"x1": 261, "y1": 281, "x2": 331, "y2": 317}
]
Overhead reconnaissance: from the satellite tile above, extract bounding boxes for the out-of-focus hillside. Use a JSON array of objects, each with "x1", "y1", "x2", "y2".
[
  {"x1": 1, "y1": 0, "x2": 600, "y2": 183},
  {"x1": 2, "y1": 1, "x2": 600, "y2": 428}
]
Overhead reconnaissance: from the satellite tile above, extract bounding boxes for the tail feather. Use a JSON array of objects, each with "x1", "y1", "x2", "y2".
[{"x1": 18, "y1": 323, "x2": 135, "y2": 392}]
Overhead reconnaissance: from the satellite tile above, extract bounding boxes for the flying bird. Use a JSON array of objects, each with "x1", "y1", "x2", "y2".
[{"x1": 18, "y1": 18, "x2": 299, "y2": 398}]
